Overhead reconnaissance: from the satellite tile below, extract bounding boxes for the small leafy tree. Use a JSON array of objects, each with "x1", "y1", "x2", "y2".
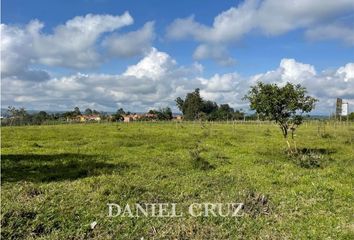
[
  {"x1": 244, "y1": 82, "x2": 317, "y2": 152},
  {"x1": 7, "y1": 106, "x2": 29, "y2": 126}
]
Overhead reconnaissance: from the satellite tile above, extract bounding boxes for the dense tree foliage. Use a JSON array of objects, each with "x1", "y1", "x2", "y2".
[
  {"x1": 148, "y1": 107, "x2": 173, "y2": 120},
  {"x1": 73, "y1": 107, "x2": 81, "y2": 116},
  {"x1": 348, "y1": 112, "x2": 354, "y2": 121},
  {"x1": 176, "y1": 89, "x2": 244, "y2": 121},
  {"x1": 84, "y1": 108, "x2": 93, "y2": 115},
  {"x1": 1, "y1": 106, "x2": 107, "y2": 125},
  {"x1": 176, "y1": 89, "x2": 204, "y2": 120},
  {"x1": 111, "y1": 108, "x2": 126, "y2": 121}
]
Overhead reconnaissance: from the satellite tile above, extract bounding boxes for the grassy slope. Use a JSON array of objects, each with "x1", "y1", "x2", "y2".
[{"x1": 1, "y1": 122, "x2": 353, "y2": 239}]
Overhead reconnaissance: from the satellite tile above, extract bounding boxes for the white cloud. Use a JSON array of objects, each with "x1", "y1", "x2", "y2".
[
  {"x1": 102, "y1": 21, "x2": 155, "y2": 58},
  {"x1": 305, "y1": 23, "x2": 354, "y2": 46},
  {"x1": 123, "y1": 47, "x2": 176, "y2": 80},
  {"x1": 336, "y1": 63, "x2": 354, "y2": 82},
  {"x1": 0, "y1": 12, "x2": 134, "y2": 81},
  {"x1": 256, "y1": 0, "x2": 354, "y2": 35},
  {"x1": 30, "y1": 13, "x2": 133, "y2": 69},
  {"x1": 193, "y1": 44, "x2": 235, "y2": 66},
  {"x1": 199, "y1": 73, "x2": 240, "y2": 92},
  {"x1": 1, "y1": 49, "x2": 201, "y2": 111},
  {"x1": 166, "y1": 0, "x2": 257, "y2": 43},
  {"x1": 252, "y1": 59, "x2": 316, "y2": 85},
  {"x1": 166, "y1": 0, "x2": 354, "y2": 64},
  {"x1": 1, "y1": 24, "x2": 36, "y2": 77}
]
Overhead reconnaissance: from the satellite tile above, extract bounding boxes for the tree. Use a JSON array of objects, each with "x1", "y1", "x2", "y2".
[
  {"x1": 84, "y1": 108, "x2": 93, "y2": 115},
  {"x1": 158, "y1": 107, "x2": 173, "y2": 120},
  {"x1": 147, "y1": 107, "x2": 172, "y2": 120},
  {"x1": 73, "y1": 107, "x2": 81, "y2": 116},
  {"x1": 233, "y1": 110, "x2": 245, "y2": 120},
  {"x1": 175, "y1": 88, "x2": 204, "y2": 120},
  {"x1": 6, "y1": 106, "x2": 29, "y2": 125},
  {"x1": 33, "y1": 111, "x2": 49, "y2": 124},
  {"x1": 244, "y1": 82, "x2": 317, "y2": 152},
  {"x1": 176, "y1": 89, "x2": 245, "y2": 121},
  {"x1": 348, "y1": 112, "x2": 354, "y2": 121},
  {"x1": 217, "y1": 104, "x2": 234, "y2": 120},
  {"x1": 116, "y1": 108, "x2": 125, "y2": 115},
  {"x1": 201, "y1": 100, "x2": 218, "y2": 115},
  {"x1": 112, "y1": 108, "x2": 125, "y2": 121}
]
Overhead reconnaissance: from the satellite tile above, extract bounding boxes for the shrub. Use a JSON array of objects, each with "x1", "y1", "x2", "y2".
[
  {"x1": 290, "y1": 149, "x2": 332, "y2": 168},
  {"x1": 189, "y1": 147, "x2": 214, "y2": 170}
]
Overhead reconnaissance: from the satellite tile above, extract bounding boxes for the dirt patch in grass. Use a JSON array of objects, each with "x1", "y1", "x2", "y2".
[{"x1": 242, "y1": 191, "x2": 273, "y2": 217}]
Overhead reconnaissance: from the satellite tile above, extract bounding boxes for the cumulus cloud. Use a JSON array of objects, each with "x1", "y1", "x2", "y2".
[
  {"x1": 251, "y1": 59, "x2": 316, "y2": 85},
  {"x1": 1, "y1": 12, "x2": 133, "y2": 73},
  {"x1": 0, "y1": 23, "x2": 51, "y2": 81},
  {"x1": 123, "y1": 48, "x2": 176, "y2": 80},
  {"x1": 1, "y1": 11, "x2": 158, "y2": 80},
  {"x1": 166, "y1": 0, "x2": 354, "y2": 64},
  {"x1": 193, "y1": 44, "x2": 235, "y2": 66},
  {"x1": 305, "y1": 23, "x2": 354, "y2": 46},
  {"x1": 102, "y1": 21, "x2": 155, "y2": 58},
  {"x1": 1, "y1": 48, "x2": 202, "y2": 111},
  {"x1": 336, "y1": 63, "x2": 354, "y2": 82},
  {"x1": 31, "y1": 12, "x2": 134, "y2": 68}
]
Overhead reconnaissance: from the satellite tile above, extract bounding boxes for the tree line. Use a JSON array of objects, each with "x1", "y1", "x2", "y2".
[
  {"x1": 176, "y1": 88, "x2": 245, "y2": 121},
  {"x1": 1, "y1": 106, "x2": 175, "y2": 126},
  {"x1": 1, "y1": 106, "x2": 109, "y2": 126}
]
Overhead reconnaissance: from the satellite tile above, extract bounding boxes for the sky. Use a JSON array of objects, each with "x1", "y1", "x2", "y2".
[{"x1": 1, "y1": 0, "x2": 354, "y2": 114}]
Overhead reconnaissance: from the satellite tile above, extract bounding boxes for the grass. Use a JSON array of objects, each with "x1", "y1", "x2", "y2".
[{"x1": 1, "y1": 121, "x2": 353, "y2": 239}]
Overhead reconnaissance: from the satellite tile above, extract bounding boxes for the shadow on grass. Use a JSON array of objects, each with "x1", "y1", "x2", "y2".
[{"x1": 1, "y1": 153, "x2": 136, "y2": 183}]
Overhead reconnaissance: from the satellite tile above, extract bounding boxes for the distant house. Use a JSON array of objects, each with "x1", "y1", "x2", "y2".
[
  {"x1": 66, "y1": 115, "x2": 83, "y2": 122},
  {"x1": 67, "y1": 114, "x2": 101, "y2": 122},
  {"x1": 84, "y1": 115, "x2": 101, "y2": 121},
  {"x1": 173, "y1": 115, "x2": 183, "y2": 121},
  {"x1": 78, "y1": 115, "x2": 86, "y2": 122},
  {"x1": 132, "y1": 114, "x2": 141, "y2": 121},
  {"x1": 122, "y1": 113, "x2": 158, "y2": 122},
  {"x1": 144, "y1": 113, "x2": 157, "y2": 118},
  {"x1": 123, "y1": 115, "x2": 133, "y2": 122}
]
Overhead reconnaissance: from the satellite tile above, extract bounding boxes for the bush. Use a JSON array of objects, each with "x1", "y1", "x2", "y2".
[{"x1": 290, "y1": 149, "x2": 332, "y2": 168}]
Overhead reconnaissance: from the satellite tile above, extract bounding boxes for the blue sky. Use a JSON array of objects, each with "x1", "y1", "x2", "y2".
[{"x1": 1, "y1": 0, "x2": 354, "y2": 113}]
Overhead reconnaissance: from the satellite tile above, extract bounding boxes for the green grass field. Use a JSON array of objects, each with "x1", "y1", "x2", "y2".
[{"x1": 1, "y1": 122, "x2": 353, "y2": 239}]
